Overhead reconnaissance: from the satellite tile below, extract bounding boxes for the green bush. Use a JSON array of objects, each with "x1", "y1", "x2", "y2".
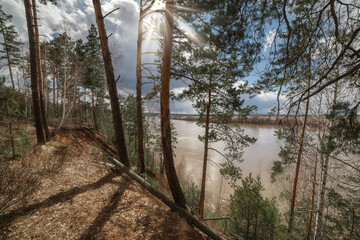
[{"x1": 228, "y1": 174, "x2": 281, "y2": 240}]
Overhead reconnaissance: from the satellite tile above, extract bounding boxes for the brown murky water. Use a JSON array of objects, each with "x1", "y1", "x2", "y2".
[{"x1": 172, "y1": 120, "x2": 281, "y2": 209}]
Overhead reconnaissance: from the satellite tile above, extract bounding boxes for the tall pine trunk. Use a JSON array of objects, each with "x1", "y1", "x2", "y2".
[
  {"x1": 160, "y1": 0, "x2": 187, "y2": 209},
  {"x1": 32, "y1": 0, "x2": 50, "y2": 140},
  {"x1": 24, "y1": 0, "x2": 45, "y2": 144},
  {"x1": 93, "y1": 0, "x2": 130, "y2": 167},
  {"x1": 136, "y1": 0, "x2": 145, "y2": 173},
  {"x1": 199, "y1": 77, "x2": 212, "y2": 219}
]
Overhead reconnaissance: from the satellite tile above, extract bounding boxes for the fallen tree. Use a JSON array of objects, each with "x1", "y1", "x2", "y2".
[
  {"x1": 80, "y1": 127, "x2": 223, "y2": 240},
  {"x1": 107, "y1": 157, "x2": 223, "y2": 240}
]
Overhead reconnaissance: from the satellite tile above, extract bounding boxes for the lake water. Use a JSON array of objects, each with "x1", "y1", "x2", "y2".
[{"x1": 171, "y1": 119, "x2": 281, "y2": 210}]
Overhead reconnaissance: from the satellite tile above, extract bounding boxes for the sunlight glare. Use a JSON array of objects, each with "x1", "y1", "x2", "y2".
[{"x1": 153, "y1": 0, "x2": 165, "y2": 10}]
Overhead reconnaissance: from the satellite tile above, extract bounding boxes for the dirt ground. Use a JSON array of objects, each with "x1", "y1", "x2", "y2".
[{"x1": 0, "y1": 128, "x2": 210, "y2": 240}]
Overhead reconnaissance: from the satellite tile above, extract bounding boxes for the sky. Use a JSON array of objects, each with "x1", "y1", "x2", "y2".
[{"x1": 1, "y1": 0, "x2": 282, "y2": 114}]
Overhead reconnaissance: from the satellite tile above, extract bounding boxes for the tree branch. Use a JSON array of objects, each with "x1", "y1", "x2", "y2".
[{"x1": 103, "y1": 7, "x2": 120, "y2": 19}]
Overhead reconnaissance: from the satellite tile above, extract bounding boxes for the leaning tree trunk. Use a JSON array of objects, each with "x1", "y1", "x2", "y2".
[
  {"x1": 24, "y1": 0, "x2": 45, "y2": 144},
  {"x1": 160, "y1": 0, "x2": 187, "y2": 209},
  {"x1": 93, "y1": 0, "x2": 130, "y2": 167},
  {"x1": 136, "y1": 0, "x2": 145, "y2": 173},
  {"x1": 32, "y1": 0, "x2": 50, "y2": 140},
  {"x1": 199, "y1": 77, "x2": 212, "y2": 219}
]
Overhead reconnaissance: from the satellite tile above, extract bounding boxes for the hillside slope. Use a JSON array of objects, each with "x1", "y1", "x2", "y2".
[{"x1": 0, "y1": 128, "x2": 209, "y2": 240}]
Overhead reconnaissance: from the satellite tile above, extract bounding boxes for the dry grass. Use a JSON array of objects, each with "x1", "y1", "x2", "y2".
[{"x1": 0, "y1": 128, "x2": 209, "y2": 240}]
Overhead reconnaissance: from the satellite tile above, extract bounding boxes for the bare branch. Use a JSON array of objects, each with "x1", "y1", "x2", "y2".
[{"x1": 103, "y1": 7, "x2": 120, "y2": 19}]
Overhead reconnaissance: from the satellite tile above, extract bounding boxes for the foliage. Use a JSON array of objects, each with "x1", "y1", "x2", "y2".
[
  {"x1": 0, "y1": 77, "x2": 31, "y2": 158},
  {"x1": 228, "y1": 174, "x2": 281, "y2": 240},
  {"x1": 0, "y1": 4, "x2": 22, "y2": 86},
  {"x1": 83, "y1": 24, "x2": 105, "y2": 93},
  {"x1": 184, "y1": 180, "x2": 201, "y2": 213}
]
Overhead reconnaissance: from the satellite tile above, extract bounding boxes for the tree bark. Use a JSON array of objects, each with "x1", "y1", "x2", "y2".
[
  {"x1": 136, "y1": 0, "x2": 145, "y2": 173},
  {"x1": 73, "y1": 56, "x2": 78, "y2": 120},
  {"x1": 307, "y1": 153, "x2": 318, "y2": 240},
  {"x1": 21, "y1": 56, "x2": 28, "y2": 117},
  {"x1": 93, "y1": 0, "x2": 130, "y2": 167},
  {"x1": 5, "y1": 100, "x2": 15, "y2": 159},
  {"x1": 52, "y1": 53, "x2": 56, "y2": 111},
  {"x1": 32, "y1": 0, "x2": 50, "y2": 140},
  {"x1": 91, "y1": 87, "x2": 98, "y2": 130},
  {"x1": 160, "y1": 0, "x2": 187, "y2": 209},
  {"x1": 60, "y1": 46, "x2": 67, "y2": 126},
  {"x1": 84, "y1": 87, "x2": 87, "y2": 123},
  {"x1": 314, "y1": 155, "x2": 329, "y2": 240},
  {"x1": 199, "y1": 77, "x2": 212, "y2": 219},
  {"x1": 24, "y1": 0, "x2": 45, "y2": 144},
  {"x1": 43, "y1": 42, "x2": 49, "y2": 113}
]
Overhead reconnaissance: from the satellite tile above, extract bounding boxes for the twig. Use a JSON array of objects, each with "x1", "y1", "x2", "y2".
[{"x1": 103, "y1": 7, "x2": 120, "y2": 19}]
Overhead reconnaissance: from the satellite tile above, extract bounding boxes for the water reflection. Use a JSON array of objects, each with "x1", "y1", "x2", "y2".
[{"x1": 172, "y1": 120, "x2": 281, "y2": 208}]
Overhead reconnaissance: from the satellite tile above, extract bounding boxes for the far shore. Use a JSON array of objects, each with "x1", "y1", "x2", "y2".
[
  {"x1": 144, "y1": 113, "x2": 359, "y2": 127},
  {"x1": 145, "y1": 113, "x2": 319, "y2": 126}
]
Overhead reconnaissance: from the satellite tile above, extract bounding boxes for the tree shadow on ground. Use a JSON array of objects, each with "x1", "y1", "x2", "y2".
[
  {"x1": 78, "y1": 178, "x2": 131, "y2": 240},
  {"x1": 0, "y1": 172, "x2": 119, "y2": 228}
]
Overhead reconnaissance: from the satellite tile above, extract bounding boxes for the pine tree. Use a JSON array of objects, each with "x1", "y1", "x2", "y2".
[
  {"x1": 0, "y1": 77, "x2": 30, "y2": 159},
  {"x1": 0, "y1": 5, "x2": 22, "y2": 90},
  {"x1": 93, "y1": 0, "x2": 130, "y2": 167},
  {"x1": 172, "y1": 0, "x2": 272, "y2": 218},
  {"x1": 83, "y1": 24, "x2": 105, "y2": 130},
  {"x1": 228, "y1": 174, "x2": 281, "y2": 240}
]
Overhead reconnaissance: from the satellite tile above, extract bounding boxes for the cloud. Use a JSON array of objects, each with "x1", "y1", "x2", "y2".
[
  {"x1": 244, "y1": 91, "x2": 286, "y2": 114},
  {"x1": 171, "y1": 87, "x2": 187, "y2": 97},
  {"x1": 263, "y1": 29, "x2": 276, "y2": 52},
  {"x1": 2, "y1": 0, "x2": 140, "y2": 92},
  {"x1": 233, "y1": 80, "x2": 246, "y2": 89}
]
